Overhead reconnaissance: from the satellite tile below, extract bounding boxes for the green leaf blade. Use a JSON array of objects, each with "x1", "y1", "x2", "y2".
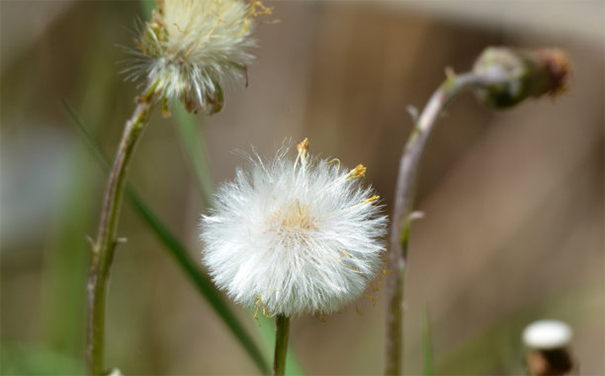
[{"x1": 422, "y1": 307, "x2": 435, "y2": 376}]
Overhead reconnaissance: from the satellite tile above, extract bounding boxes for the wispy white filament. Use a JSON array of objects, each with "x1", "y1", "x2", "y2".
[{"x1": 200, "y1": 140, "x2": 388, "y2": 317}]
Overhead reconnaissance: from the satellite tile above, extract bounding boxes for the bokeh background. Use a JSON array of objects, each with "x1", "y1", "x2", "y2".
[{"x1": 1, "y1": 1, "x2": 603, "y2": 375}]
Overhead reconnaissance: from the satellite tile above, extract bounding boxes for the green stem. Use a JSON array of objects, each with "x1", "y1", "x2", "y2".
[
  {"x1": 86, "y1": 87, "x2": 158, "y2": 376},
  {"x1": 384, "y1": 72, "x2": 510, "y2": 376},
  {"x1": 272, "y1": 315, "x2": 290, "y2": 376}
]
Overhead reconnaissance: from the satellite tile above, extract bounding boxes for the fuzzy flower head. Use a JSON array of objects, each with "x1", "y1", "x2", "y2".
[
  {"x1": 200, "y1": 139, "x2": 388, "y2": 317},
  {"x1": 133, "y1": 0, "x2": 271, "y2": 115}
]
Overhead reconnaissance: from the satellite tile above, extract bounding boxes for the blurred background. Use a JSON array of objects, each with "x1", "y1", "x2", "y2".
[{"x1": 1, "y1": 1, "x2": 603, "y2": 375}]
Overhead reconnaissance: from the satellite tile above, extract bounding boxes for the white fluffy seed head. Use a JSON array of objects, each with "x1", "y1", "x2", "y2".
[
  {"x1": 200, "y1": 139, "x2": 388, "y2": 317},
  {"x1": 133, "y1": 0, "x2": 271, "y2": 114}
]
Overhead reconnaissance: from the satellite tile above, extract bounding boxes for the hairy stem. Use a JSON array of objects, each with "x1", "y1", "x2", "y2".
[
  {"x1": 384, "y1": 72, "x2": 509, "y2": 375},
  {"x1": 273, "y1": 315, "x2": 291, "y2": 376},
  {"x1": 86, "y1": 86, "x2": 158, "y2": 376}
]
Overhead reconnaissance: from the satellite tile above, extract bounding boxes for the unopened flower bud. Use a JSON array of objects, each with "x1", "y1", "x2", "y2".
[{"x1": 473, "y1": 47, "x2": 570, "y2": 108}]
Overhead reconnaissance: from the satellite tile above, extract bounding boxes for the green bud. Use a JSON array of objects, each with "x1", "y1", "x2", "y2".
[{"x1": 473, "y1": 47, "x2": 570, "y2": 109}]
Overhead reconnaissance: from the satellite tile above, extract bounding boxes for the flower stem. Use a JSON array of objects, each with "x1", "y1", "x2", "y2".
[
  {"x1": 86, "y1": 86, "x2": 158, "y2": 376},
  {"x1": 384, "y1": 71, "x2": 510, "y2": 376},
  {"x1": 272, "y1": 315, "x2": 291, "y2": 376}
]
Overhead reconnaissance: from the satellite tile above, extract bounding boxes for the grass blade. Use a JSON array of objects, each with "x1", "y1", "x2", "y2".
[
  {"x1": 62, "y1": 100, "x2": 270, "y2": 374},
  {"x1": 422, "y1": 307, "x2": 435, "y2": 376},
  {"x1": 172, "y1": 104, "x2": 215, "y2": 207}
]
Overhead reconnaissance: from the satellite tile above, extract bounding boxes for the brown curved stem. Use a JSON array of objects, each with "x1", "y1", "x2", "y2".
[{"x1": 384, "y1": 72, "x2": 509, "y2": 375}]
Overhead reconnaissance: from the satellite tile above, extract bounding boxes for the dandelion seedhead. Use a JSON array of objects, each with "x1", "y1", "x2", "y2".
[
  {"x1": 132, "y1": 0, "x2": 271, "y2": 115},
  {"x1": 200, "y1": 139, "x2": 388, "y2": 317}
]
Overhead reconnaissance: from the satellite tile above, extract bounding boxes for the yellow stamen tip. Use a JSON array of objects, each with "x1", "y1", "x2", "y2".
[
  {"x1": 363, "y1": 195, "x2": 379, "y2": 204},
  {"x1": 348, "y1": 164, "x2": 367, "y2": 179},
  {"x1": 297, "y1": 138, "x2": 309, "y2": 153}
]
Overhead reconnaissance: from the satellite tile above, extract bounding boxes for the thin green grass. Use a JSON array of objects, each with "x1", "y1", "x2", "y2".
[
  {"x1": 422, "y1": 308, "x2": 435, "y2": 376},
  {"x1": 172, "y1": 104, "x2": 215, "y2": 207}
]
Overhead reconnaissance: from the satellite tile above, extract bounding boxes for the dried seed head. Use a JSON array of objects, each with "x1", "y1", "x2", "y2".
[{"x1": 132, "y1": 0, "x2": 272, "y2": 115}]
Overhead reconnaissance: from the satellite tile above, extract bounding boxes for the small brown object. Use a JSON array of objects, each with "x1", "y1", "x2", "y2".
[{"x1": 527, "y1": 348, "x2": 575, "y2": 376}]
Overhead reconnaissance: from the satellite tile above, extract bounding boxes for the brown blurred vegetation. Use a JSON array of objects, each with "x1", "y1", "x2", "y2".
[{"x1": 1, "y1": 1, "x2": 603, "y2": 375}]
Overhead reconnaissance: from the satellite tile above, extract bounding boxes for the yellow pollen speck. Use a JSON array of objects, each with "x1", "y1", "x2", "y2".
[
  {"x1": 253, "y1": 307, "x2": 260, "y2": 322},
  {"x1": 238, "y1": 1, "x2": 273, "y2": 36},
  {"x1": 356, "y1": 305, "x2": 363, "y2": 316},
  {"x1": 254, "y1": 295, "x2": 270, "y2": 319},
  {"x1": 365, "y1": 295, "x2": 376, "y2": 306},
  {"x1": 248, "y1": 1, "x2": 273, "y2": 17}
]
